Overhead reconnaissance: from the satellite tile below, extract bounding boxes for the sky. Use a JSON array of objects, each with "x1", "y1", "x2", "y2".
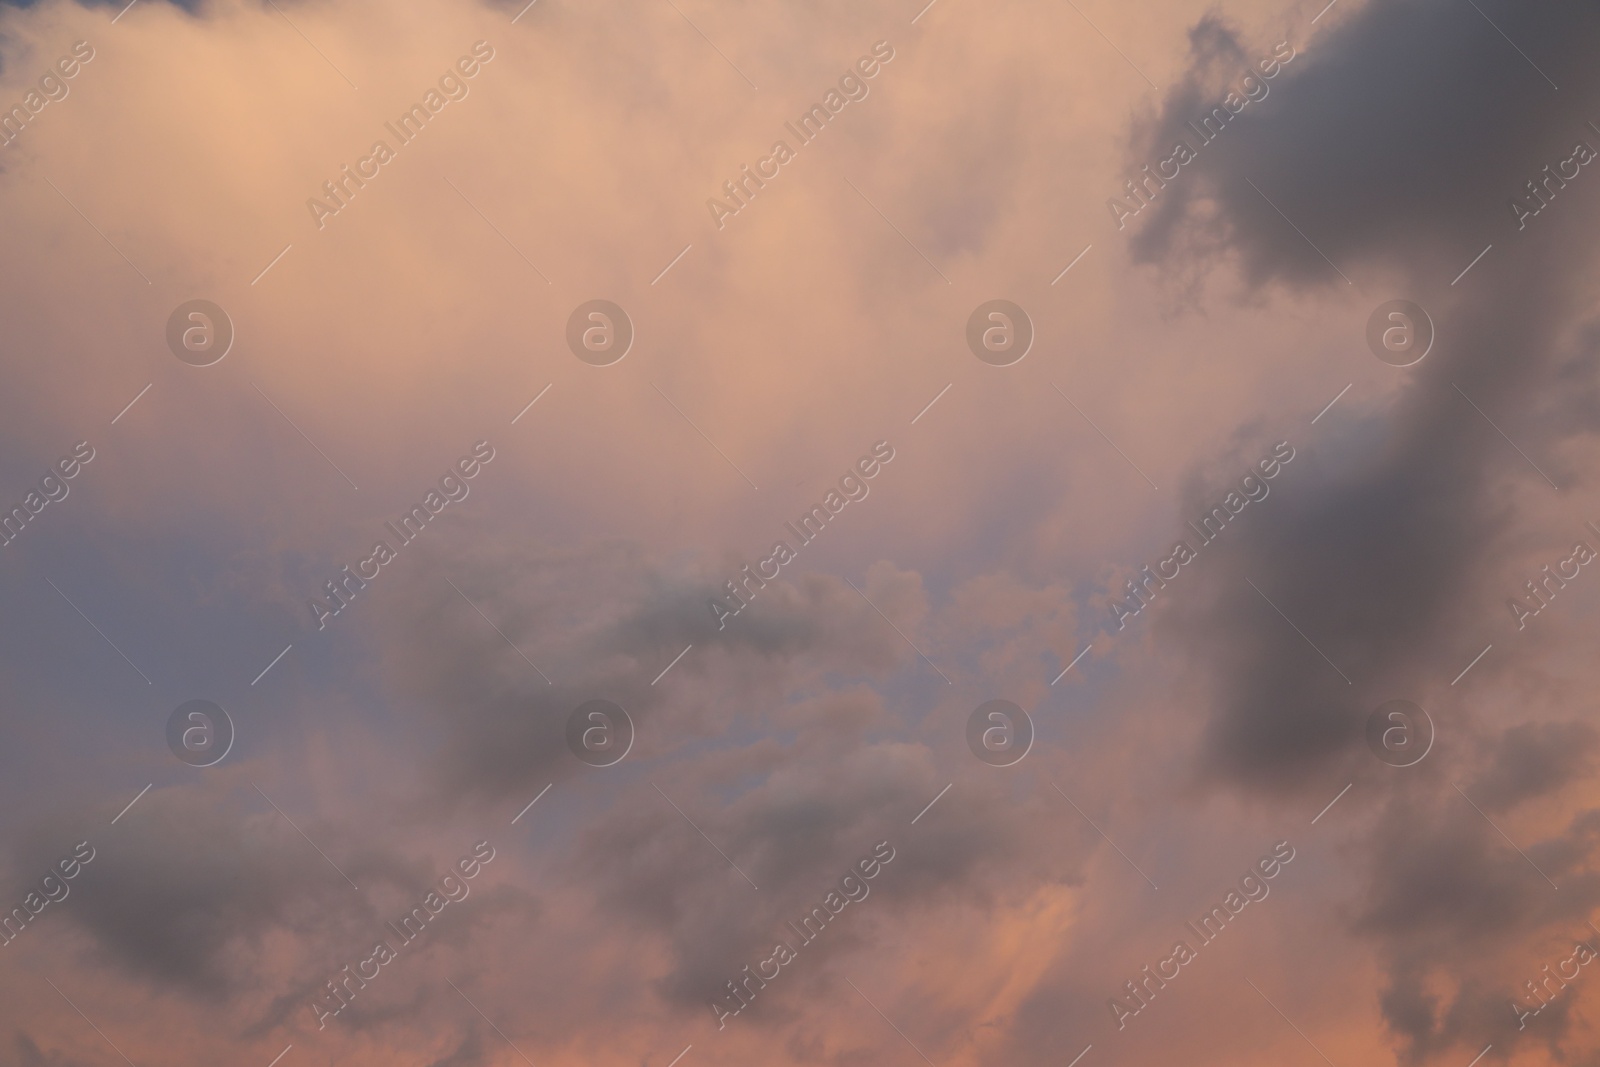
[{"x1": 1, "y1": 0, "x2": 1599, "y2": 1065}]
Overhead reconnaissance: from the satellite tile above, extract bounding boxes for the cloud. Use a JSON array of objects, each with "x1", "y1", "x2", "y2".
[
  {"x1": 13, "y1": 781, "x2": 353, "y2": 1001},
  {"x1": 12, "y1": 1030, "x2": 94, "y2": 1067},
  {"x1": 1470, "y1": 720, "x2": 1597, "y2": 814},
  {"x1": 1126, "y1": 3, "x2": 1600, "y2": 286},
  {"x1": 366, "y1": 530, "x2": 914, "y2": 809},
  {"x1": 421, "y1": 1029, "x2": 488, "y2": 1067},
  {"x1": 1117, "y1": 3, "x2": 1600, "y2": 1062},
  {"x1": 4, "y1": 0, "x2": 1600, "y2": 1064},
  {"x1": 1121, "y1": 0, "x2": 1600, "y2": 788}
]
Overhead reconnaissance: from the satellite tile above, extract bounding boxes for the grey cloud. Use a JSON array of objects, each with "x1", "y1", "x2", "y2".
[
  {"x1": 22, "y1": 782, "x2": 350, "y2": 1001},
  {"x1": 572, "y1": 740, "x2": 1071, "y2": 1019},
  {"x1": 1130, "y1": 0, "x2": 1600, "y2": 787},
  {"x1": 18, "y1": 775, "x2": 524, "y2": 1041},
  {"x1": 1354, "y1": 787, "x2": 1600, "y2": 1063},
  {"x1": 12, "y1": 1031, "x2": 94, "y2": 1067},
  {"x1": 1469, "y1": 720, "x2": 1597, "y2": 814},
  {"x1": 1122, "y1": 5, "x2": 1600, "y2": 1064},
  {"x1": 370, "y1": 532, "x2": 910, "y2": 809},
  {"x1": 1127, "y1": 4, "x2": 1600, "y2": 286}
]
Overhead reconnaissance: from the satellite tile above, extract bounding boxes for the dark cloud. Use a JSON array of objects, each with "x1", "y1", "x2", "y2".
[
  {"x1": 12, "y1": 1031, "x2": 94, "y2": 1067},
  {"x1": 1129, "y1": 0, "x2": 1600, "y2": 787},
  {"x1": 1470, "y1": 720, "x2": 1597, "y2": 814},
  {"x1": 1160, "y1": 423, "x2": 1517, "y2": 787},
  {"x1": 1127, "y1": 3, "x2": 1600, "y2": 287},
  {"x1": 571, "y1": 737, "x2": 1056, "y2": 1016},
  {"x1": 9, "y1": 782, "x2": 350, "y2": 1001},
  {"x1": 1353, "y1": 784, "x2": 1600, "y2": 1063},
  {"x1": 11, "y1": 775, "x2": 530, "y2": 1043},
  {"x1": 369, "y1": 532, "x2": 910, "y2": 809},
  {"x1": 540, "y1": 679, "x2": 1089, "y2": 1026},
  {"x1": 1123, "y1": 4, "x2": 1600, "y2": 1062},
  {"x1": 343, "y1": 530, "x2": 1075, "y2": 1028}
]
